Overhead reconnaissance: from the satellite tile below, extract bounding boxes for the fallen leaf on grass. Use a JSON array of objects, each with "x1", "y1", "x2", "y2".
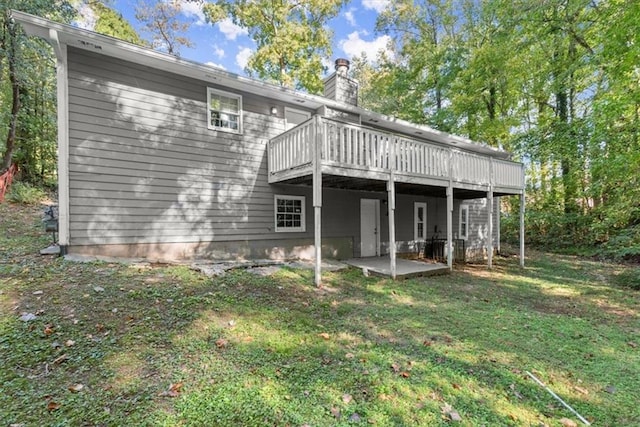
[
  {"x1": 604, "y1": 385, "x2": 616, "y2": 394},
  {"x1": 215, "y1": 338, "x2": 228, "y2": 349},
  {"x1": 65, "y1": 340, "x2": 75, "y2": 347},
  {"x1": 68, "y1": 384, "x2": 84, "y2": 393},
  {"x1": 319, "y1": 332, "x2": 330, "y2": 340},
  {"x1": 560, "y1": 418, "x2": 577, "y2": 427},
  {"x1": 391, "y1": 363, "x2": 400, "y2": 373},
  {"x1": 400, "y1": 371, "x2": 410, "y2": 378},
  {"x1": 342, "y1": 393, "x2": 352, "y2": 404},
  {"x1": 349, "y1": 412, "x2": 361, "y2": 422},
  {"x1": 330, "y1": 406, "x2": 341, "y2": 419},
  {"x1": 159, "y1": 382, "x2": 183, "y2": 398},
  {"x1": 627, "y1": 341, "x2": 637, "y2": 348},
  {"x1": 44, "y1": 325, "x2": 54, "y2": 335},
  {"x1": 345, "y1": 352, "x2": 355, "y2": 359},
  {"x1": 452, "y1": 383, "x2": 462, "y2": 390},
  {"x1": 47, "y1": 401, "x2": 60, "y2": 411}
]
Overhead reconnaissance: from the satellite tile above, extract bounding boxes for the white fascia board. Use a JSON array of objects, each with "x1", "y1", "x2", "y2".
[{"x1": 11, "y1": 10, "x2": 512, "y2": 160}]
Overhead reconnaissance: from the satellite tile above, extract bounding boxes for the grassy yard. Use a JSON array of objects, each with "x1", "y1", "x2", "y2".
[{"x1": 1, "y1": 203, "x2": 639, "y2": 426}]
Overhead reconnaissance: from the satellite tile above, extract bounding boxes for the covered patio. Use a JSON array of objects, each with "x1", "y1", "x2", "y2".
[{"x1": 269, "y1": 115, "x2": 526, "y2": 285}]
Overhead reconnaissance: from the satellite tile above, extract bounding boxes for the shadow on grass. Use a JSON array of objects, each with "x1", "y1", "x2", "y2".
[{"x1": 1, "y1": 209, "x2": 639, "y2": 426}]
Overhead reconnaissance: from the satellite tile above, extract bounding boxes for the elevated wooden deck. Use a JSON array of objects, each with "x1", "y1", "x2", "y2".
[{"x1": 268, "y1": 116, "x2": 524, "y2": 196}]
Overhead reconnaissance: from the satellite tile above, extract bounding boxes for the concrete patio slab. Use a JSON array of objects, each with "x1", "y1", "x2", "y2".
[{"x1": 345, "y1": 256, "x2": 450, "y2": 279}]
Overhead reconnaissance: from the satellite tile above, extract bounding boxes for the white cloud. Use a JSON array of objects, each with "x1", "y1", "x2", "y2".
[
  {"x1": 361, "y1": 0, "x2": 390, "y2": 13},
  {"x1": 219, "y1": 18, "x2": 248, "y2": 40},
  {"x1": 175, "y1": 0, "x2": 206, "y2": 26},
  {"x1": 344, "y1": 9, "x2": 356, "y2": 27},
  {"x1": 339, "y1": 31, "x2": 393, "y2": 62},
  {"x1": 236, "y1": 47, "x2": 253, "y2": 69},
  {"x1": 205, "y1": 61, "x2": 226, "y2": 70},
  {"x1": 212, "y1": 44, "x2": 225, "y2": 59}
]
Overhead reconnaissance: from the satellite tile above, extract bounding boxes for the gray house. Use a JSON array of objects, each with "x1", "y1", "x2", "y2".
[{"x1": 15, "y1": 11, "x2": 525, "y2": 284}]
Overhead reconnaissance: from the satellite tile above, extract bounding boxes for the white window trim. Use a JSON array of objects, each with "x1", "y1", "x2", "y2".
[
  {"x1": 459, "y1": 204, "x2": 469, "y2": 240},
  {"x1": 414, "y1": 202, "x2": 427, "y2": 241},
  {"x1": 274, "y1": 195, "x2": 306, "y2": 233},
  {"x1": 207, "y1": 87, "x2": 242, "y2": 134}
]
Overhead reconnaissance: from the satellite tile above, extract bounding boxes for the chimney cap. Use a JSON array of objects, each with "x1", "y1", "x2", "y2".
[{"x1": 335, "y1": 58, "x2": 350, "y2": 71}]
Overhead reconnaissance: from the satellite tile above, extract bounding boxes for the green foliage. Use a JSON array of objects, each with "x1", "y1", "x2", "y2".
[
  {"x1": 6, "y1": 180, "x2": 46, "y2": 204},
  {"x1": 202, "y1": 0, "x2": 346, "y2": 93},
  {"x1": 365, "y1": 0, "x2": 640, "y2": 257},
  {"x1": 88, "y1": 1, "x2": 145, "y2": 45},
  {"x1": 612, "y1": 267, "x2": 640, "y2": 291},
  {"x1": 0, "y1": 1, "x2": 75, "y2": 178}
]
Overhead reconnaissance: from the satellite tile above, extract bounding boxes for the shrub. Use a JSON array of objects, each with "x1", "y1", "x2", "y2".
[
  {"x1": 612, "y1": 267, "x2": 640, "y2": 290},
  {"x1": 6, "y1": 181, "x2": 47, "y2": 205}
]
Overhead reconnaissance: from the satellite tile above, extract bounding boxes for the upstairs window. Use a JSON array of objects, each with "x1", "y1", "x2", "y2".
[
  {"x1": 275, "y1": 195, "x2": 305, "y2": 232},
  {"x1": 207, "y1": 88, "x2": 242, "y2": 133}
]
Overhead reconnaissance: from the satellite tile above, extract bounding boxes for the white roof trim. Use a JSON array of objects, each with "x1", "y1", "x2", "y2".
[{"x1": 12, "y1": 10, "x2": 510, "y2": 159}]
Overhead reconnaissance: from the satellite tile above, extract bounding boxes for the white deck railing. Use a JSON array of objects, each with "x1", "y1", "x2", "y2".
[{"x1": 268, "y1": 116, "x2": 524, "y2": 190}]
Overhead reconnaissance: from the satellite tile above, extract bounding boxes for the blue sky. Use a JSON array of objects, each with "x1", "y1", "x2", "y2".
[{"x1": 103, "y1": 0, "x2": 393, "y2": 76}]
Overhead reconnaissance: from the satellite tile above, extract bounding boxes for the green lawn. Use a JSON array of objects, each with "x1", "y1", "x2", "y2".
[{"x1": 1, "y1": 203, "x2": 638, "y2": 426}]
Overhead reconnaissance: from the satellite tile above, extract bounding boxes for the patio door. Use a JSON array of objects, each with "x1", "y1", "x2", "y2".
[{"x1": 360, "y1": 199, "x2": 380, "y2": 257}]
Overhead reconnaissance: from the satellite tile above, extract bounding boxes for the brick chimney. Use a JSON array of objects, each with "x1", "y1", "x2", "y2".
[{"x1": 324, "y1": 58, "x2": 358, "y2": 106}]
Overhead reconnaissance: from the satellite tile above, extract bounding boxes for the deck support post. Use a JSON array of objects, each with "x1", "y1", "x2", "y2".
[
  {"x1": 313, "y1": 116, "x2": 323, "y2": 286},
  {"x1": 496, "y1": 196, "x2": 501, "y2": 254},
  {"x1": 487, "y1": 187, "x2": 494, "y2": 269},
  {"x1": 388, "y1": 171, "x2": 396, "y2": 279},
  {"x1": 519, "y1": 190, "x2": 525, "y2": 268},
  {"x1": 446, "y1": 184, "x2": 453, "y2": 270}
]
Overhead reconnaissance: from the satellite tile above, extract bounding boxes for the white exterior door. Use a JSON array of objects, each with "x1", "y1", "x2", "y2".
[
  {"x1": 284, "y1": 107, "x2": 311, "y2": 130},
  {"x1": 414, "y1": 202, "x2": 427, "y2": 241},
  {"x1": 360, "y1": 199, "x2": 380, "y2": 257}
]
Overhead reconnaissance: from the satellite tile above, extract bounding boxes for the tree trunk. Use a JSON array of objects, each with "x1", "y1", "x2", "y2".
[{"x1": 1, "y1": 21, "x2": 20, "y2": 174}]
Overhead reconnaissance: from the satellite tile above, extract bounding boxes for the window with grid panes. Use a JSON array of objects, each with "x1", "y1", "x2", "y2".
[
  {"x1": 274, "y1": 195, "x2": 305, "y2": 232},
  {"x1": 207, "y1": 88, "x2": 242, "y2": 133},
  {"x1": 459, "y1": 204, "x2": 469, "y2": 239}
]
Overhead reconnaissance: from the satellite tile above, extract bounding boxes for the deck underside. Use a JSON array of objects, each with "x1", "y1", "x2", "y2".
[{"x1": 272, "y1": 172, "x2": 520, "y2": 199}]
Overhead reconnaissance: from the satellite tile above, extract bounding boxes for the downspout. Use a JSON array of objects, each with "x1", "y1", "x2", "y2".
[{"x1": 49, "y1": 29, "x2": 69, "y2": 255}]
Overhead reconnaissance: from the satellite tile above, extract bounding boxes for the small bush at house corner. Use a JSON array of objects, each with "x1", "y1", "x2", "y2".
[{"x1": 6, "y1": 181, "x2": 47, "y2": 204}]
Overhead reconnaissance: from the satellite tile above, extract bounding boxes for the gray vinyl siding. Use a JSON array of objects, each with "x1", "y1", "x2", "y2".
[
  {"x1": 67, "y1": 47, "x2": 312, "y2": 247},
  {"x1": 455, "y1": 197, "x2": 500, "y2": 259},
  {"x1": 66, "y1": 47, "x2": 501, "y2": 260}
]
